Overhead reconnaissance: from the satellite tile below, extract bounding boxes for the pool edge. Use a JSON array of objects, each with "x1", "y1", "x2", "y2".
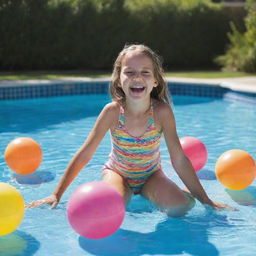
[{"x1": 0, "y1": 78, "x2": 255, "y2": 104}]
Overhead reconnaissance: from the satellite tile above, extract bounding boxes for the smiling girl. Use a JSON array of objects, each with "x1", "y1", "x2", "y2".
[{"x1": 27, "y1": 44, "x2": 234, "y2": 216}]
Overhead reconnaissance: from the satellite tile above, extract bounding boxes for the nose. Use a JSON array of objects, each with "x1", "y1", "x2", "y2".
[{"x1": 133, "y1": 72, "x2": 143, "y2": 80}]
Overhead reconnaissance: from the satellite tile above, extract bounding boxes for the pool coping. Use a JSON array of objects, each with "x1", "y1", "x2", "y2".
[
  {"x1": 167, "y1": 77, "x2": 256, "y2": 93},
  {"x1": 0, "y1": 76, "x2": 255, "y2": 102},
  {"x1": 0, "y1": 76, "x2": 255, "y2": 91}
]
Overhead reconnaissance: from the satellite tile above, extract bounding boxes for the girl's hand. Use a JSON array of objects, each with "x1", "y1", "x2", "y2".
[
  {"x1": 25, "y1": 194, "x2": 59, "y2": 209},
  {"x1": 204, "y1": 200, "x2": 238, "y2": 211}
]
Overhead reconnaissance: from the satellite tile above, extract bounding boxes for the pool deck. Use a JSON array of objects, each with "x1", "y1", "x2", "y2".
[
  {"x1": 168, "y1": 76, "x2": 256, "y2": 93},
  {"x1": 0, "y1": 76, "x2": 255, "y2": 93}
]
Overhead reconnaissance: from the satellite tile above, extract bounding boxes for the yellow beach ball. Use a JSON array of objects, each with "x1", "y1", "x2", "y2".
[{"x1": 0, "y1": 183, "x2": 25, "y2": 236}]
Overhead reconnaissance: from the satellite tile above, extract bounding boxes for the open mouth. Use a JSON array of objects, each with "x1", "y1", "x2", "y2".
[{"x1": 130, "y1": 87, "x2": 145, "y2": 93}]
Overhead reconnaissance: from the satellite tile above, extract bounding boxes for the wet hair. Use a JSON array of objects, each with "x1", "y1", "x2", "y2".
[{"x1": 110, "y1": 44, "x2": 170, "y2": 105}]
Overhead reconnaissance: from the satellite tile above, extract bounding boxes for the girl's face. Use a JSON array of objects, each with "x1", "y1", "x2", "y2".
[{"x1": 119, "y1": 52, "x2": 158, "y2": 101}]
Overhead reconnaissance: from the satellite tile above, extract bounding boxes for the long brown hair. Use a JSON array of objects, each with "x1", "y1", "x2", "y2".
[{"x1": 110, "y1": 44, "x2": 170, "y2": 105}]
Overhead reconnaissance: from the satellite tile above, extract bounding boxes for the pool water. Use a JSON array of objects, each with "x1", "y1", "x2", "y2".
[{"x1": 0, "y1": 94, "x2": 256, "y2": 256}]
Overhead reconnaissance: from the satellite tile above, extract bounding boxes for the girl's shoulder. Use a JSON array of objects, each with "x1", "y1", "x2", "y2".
[
  {"x1": 103, "y1": 101, "x2": 120, "y2": 129},
  {"x1": 152, "y1": 100, "x2": 172, "y2": 117},
  {"x1": 152, "y1": 100, "x2": 174, "y2": 129},
  {"x1": 104, "y1": 101, "x2": 121, "y2": 115}
]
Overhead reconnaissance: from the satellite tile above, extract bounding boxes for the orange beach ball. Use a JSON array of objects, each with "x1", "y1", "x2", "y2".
[
  {"x1": 215, "y1": 149, "x2": 256, "y2": 190},
  {"x1": 4, "y1": 137, "x2": 42, "y2": 175}
]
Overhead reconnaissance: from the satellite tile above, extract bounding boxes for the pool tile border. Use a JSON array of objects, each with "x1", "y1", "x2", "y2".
[
  {"x1": 0, "y1": 80, "x2": 255, "y2": 104},
  {"x1": 168, "y1": 82, "x2": 228, "y2": 98},
  {"x1": 0, "y1": 81, "x2": 108, "y2": 100}
]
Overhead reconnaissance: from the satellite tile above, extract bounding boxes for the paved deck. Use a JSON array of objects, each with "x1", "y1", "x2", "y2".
[
  {"x1": 168, "y1": 76, "x2": 256, "y2": 93},
  {"x1": 0, "y1": 76, "x2": 255, "y2": 93}
]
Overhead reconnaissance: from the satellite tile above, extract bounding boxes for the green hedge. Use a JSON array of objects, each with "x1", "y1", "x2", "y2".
[
  {"x1": 0, "y1": 0, "x2": 246, "y2": 70},
  {"x1": 216, "y1": 0, "x2": 256, "y2": 72}
]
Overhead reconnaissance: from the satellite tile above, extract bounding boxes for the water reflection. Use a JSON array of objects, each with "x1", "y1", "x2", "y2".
[
  {"x1": 0, "y1": 231, "x2": 39, "y2": 256},
  {"x1": 226, "y1": 186, "x2": 256, "y2": 206}
]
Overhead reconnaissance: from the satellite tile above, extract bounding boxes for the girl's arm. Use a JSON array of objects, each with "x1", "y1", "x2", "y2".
[
  {"x1": 27, "y1": 103, "x2": 119, "y2": 208},
  {"x1": 159, "y1": 103, "x2": 235, "y2": 210}
]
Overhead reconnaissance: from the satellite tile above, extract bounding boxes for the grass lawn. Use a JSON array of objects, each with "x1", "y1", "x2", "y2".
[
  {"x1": 0, "y1": 71, "x2": 111, "y2": 80},
  {"x1": 165, "y1": 71, "x2": 253, "y2": 78},
  {"x1": 0, "y1": 70, "x2": 254, "y2": 81}
]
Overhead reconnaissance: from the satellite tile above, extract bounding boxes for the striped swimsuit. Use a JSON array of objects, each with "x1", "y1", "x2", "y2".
[{"x1": 104, "y1": 102, "x2": 162, "y2": 194}]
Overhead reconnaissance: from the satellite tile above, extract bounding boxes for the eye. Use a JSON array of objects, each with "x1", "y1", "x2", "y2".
[
  {"x1": 142, "y1": 71, "x2": 151, "y2": 75},
  {"x1": 124, "y1": 71, "x2": 134, "y2": 75}
]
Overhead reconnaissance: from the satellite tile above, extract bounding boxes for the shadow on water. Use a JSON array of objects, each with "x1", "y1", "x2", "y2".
[
  {"x1": 13, "y1": 171, "x2": 55, "y2": 185},
  {"x1": 0, "y1": 231, "x2": 40, "y2": 256},
  {"x1": 225, "y1": 186, "x2": 256, "y2": 207},
  {"x1": 0, "y1": 94, "x2": 110, "y2": 133},
  {"x1": 78, "y1": 211, "x2": 234, "y2": 256},
  {"x1": 197, "y1": 169, "x2": 216, "y2": 180}
]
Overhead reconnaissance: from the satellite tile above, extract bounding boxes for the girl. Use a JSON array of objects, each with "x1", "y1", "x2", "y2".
[{"x1": 27, "y1": 44, "x2": 234, "y2": 216}]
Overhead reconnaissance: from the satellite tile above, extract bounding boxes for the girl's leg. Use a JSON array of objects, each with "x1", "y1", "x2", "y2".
[
  {"x1": 141, "y1": 170, "x2": 195, "y2": 217},
  {"x1": 102, "y1": 169, "x2": 132, "y2": 205}
]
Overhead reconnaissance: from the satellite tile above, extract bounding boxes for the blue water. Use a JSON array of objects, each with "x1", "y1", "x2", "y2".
[{"x1": 0, "y1": 94, "x2": 256, "y2": 256}]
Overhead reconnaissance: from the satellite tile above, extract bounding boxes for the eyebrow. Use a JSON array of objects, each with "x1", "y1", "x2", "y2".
[{"x1": 123, "y1": 66, "x2": 153, "y2": 70}]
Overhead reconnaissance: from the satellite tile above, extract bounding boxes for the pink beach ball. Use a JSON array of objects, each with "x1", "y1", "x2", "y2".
[
  {"x1": 180, "y1": 136, "x2": 208, "y2": 172},
  {"x1": 67, "y1": 181, "x2": 125, "y2": 239}
]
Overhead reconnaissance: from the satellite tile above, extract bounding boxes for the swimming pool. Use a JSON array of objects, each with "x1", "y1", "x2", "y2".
[{"x1": 0, "y1": 94, "x2": 255, "y2": 256}]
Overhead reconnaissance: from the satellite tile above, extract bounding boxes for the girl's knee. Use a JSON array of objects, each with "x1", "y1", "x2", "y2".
[
  {"x1": 162, "y1": 192, "x2": 196, "y2": 217},
  {"x1": 162, "y1": 205, "x2": 190, "y2": 217},
  {"x1": 182, "y1": 191, "x2": 196, "y2": 210}
]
